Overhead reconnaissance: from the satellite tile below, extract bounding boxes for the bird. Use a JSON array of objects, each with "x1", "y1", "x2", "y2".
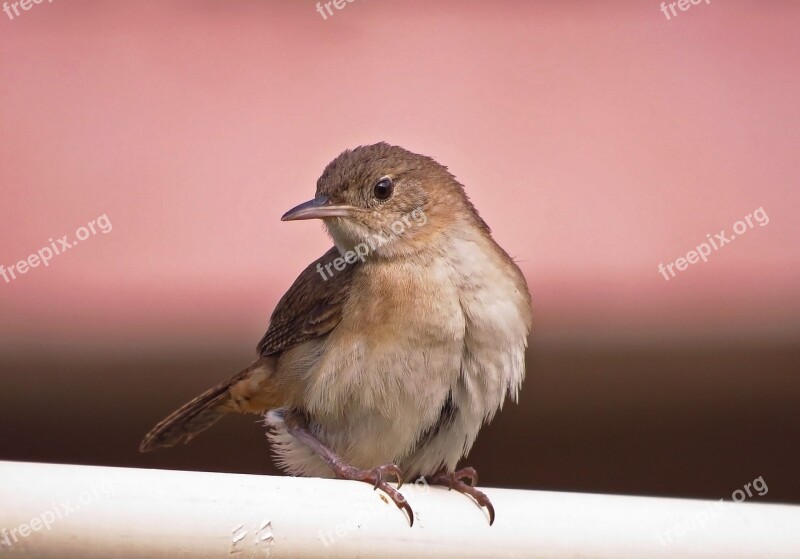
[{"x1": 140, "y1": 143, "x2": 532, "y2": 526}]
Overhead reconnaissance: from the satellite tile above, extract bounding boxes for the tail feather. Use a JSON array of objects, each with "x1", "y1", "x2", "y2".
[{"x1": 139, "y1": 358, "x2": 277, "y2": 453}]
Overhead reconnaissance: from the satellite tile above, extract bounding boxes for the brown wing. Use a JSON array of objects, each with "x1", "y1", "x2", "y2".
[
  {"x1": 140, "y1": 247, "x2": 354, "y2": 453},
  {"x1": 257, "y1": 246, "x2": 354, "y2": 356}
]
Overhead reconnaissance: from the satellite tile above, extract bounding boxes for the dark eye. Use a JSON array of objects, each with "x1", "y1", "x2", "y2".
[{"x1": 373, "y1": 178, "x2": 394, "y2": 200}]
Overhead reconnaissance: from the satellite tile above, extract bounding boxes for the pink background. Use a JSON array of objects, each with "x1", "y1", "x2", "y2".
[
  {"x1": 1, "y1": 0, "x2": 798, "y2": 351},
  {"x1": 1, "y1": 1, "x2": 799, "y2": 502}
]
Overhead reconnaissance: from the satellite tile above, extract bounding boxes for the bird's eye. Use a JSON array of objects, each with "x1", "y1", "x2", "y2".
[{"x1": 373, "y1": 178, "x2": 394, "y2": 200}]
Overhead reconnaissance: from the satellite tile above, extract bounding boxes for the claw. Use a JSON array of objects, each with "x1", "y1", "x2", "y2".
[
  {"x1": 369, "y1": 465, "x2": 411, "y2": 524},
  {"x1": 426, "y1": 467, "x2": 495, "y2": 526},
  {"x1": 371, "y1": 464, "x2": 404, "y2": 489},
  {"x1": 484, "y1": 498, "x2": 496, "y2": 526},
  {"x1": 333, "y1": 462, "x2": 412, "y2": 526},
  {"x1": 284, "y1": 414, "x2": 412, "y2": 526},
  {"x1": 370, "y1": 468, "x2": 382, "y2": 490},
  {"x1": 379, "y1": 481, "x2": 414, "y2": 527},
  {"x1": 388, "y1": 464, "x2": 404, "y2": 488}
]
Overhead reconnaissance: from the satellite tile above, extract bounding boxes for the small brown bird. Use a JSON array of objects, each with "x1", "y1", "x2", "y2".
[{"x1": 140, "y1": 143, "x2": 532, "y2": 526}]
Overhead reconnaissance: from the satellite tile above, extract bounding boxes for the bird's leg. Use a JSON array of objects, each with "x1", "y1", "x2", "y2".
[
  {"x1": 284, "y1": 411, "x2": 414, "y2": 526},
  {"x1": 426, "y1": 467, "x2": 495, "y2": 525}
]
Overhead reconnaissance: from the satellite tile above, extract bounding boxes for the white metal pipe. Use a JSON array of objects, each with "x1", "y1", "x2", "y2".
[{"x1": 0, "y1": 461, "x2": 798, "y2": 558}]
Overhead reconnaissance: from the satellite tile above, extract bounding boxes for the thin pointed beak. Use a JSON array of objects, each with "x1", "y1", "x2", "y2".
[{"x1": 281, "y1": 196, "x2": 354, "y2": 221}]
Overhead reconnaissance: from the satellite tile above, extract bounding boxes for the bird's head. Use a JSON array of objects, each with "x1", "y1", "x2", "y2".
[{"x1": 281, "y1": 143, "x2": 487, "y2": 258}]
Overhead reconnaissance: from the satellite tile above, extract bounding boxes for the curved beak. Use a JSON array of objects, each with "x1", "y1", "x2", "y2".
[{"x1": 281, "y1": 196, "x2": 355, "y2": 221}]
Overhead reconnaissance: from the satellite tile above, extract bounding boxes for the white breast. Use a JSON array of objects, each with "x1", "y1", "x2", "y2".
[
  {"x1": 267, "y1": 231, "x2": 531, "y2": 479},
  {"x1": 401, "y1": 232, "x2": 531, "y2": 477}
]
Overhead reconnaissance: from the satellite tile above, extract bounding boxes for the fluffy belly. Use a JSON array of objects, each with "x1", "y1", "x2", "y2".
[
  {"x1": 268, "y1": 276, "x2": 468, "y2": 476},
  {"x1": 265, "y1": 250, "x2": 529, "y2": 479}
]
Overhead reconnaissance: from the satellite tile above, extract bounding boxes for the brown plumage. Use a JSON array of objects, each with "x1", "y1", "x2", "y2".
[
  {"x1": 139, "y1": 247, "x2": 354, "y2": 452},
  {"x1": 257, "y1": 247, "x2": 354, "y2": 356},
  {"x1": 140, "y1": 143, "x2": 532, "y2": 526}
]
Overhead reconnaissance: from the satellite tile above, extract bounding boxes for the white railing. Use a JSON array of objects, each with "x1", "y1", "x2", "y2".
[{"x1": 1, "y1": 461, "x2": 798, "y2": 558}]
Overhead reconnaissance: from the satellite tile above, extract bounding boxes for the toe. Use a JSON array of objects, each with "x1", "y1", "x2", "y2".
[
  {"x1": 455, "y1": 467, "x2": 478, "y2": 487},
  {"x1": 375, "y1": 463, "x2": 404, "y2": 487}
]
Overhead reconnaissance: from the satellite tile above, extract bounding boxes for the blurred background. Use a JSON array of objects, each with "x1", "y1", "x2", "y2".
[{"x1": 1, "y1": 1, "x2": 798, "y2": 504}]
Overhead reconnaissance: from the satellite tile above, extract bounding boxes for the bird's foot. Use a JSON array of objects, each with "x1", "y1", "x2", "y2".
[
  {"x1": 284, "y1": 411, "x2": 413, "y2": 526},
  {"x1": 426, "y1": 467, "x2": 495, "y2": 525},
  {"x1": 332, "y1": 461, "x2": 413, "y2": 526}
]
